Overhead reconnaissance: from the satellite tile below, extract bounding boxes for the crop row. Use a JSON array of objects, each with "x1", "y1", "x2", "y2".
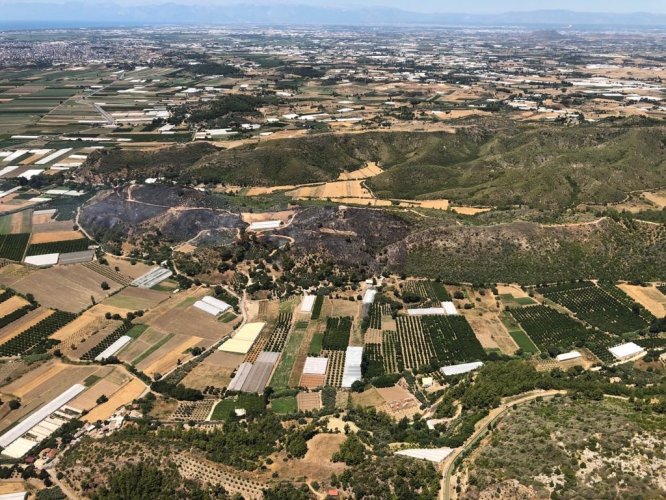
[
  {"x1": 26, "y1": 238, "x2": 92, "y2": 256},
  {"x1": 364, "y1": 343, "x2": 385, "y2": 377},
  {"x1": 0, "y1": 233, "x2": 30, "y2": 261},
  {"x1": 539, "y1": 282, "x2": 648, "y2": 335},
  {"x1": 382, "y1": 330, "x2": 402, "y2": 373},
  {"x1": 310, "y1": 295, "x2": 324, "y2": 320},
  {"x1": 403, "y1": 280, "x2": 450, "y2": 302},
  {"x1": 80, "y1": 321, "x2": 133, "y2": 361},
  {"x1": 421, "y1": 315, "x2": 487, "y2": 365},
  {"x1": 396, "y1": 316, "x2": 436, "y2": 370},
  {"x1": 0, "y1": 289, "x2": 15, "y2": 303},
  {"x1": 0, "y1": 304, "x2": 34, "y2": 330},
  {"x1": 264, "y1": 313, "x2": 292, "y2": 352},
  {"x1": 322, "y1": 316, "x2": 352, "y2": 351},
  {"x1": 0, "y1": 310, "x2": 76, "y2": 356}
]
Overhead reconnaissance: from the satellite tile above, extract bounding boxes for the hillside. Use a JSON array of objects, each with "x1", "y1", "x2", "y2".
[{"x1": 81, "y1": 122, "x2": 666, "y2": 210}]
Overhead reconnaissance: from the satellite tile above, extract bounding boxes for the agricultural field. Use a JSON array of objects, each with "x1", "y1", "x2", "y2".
[
  {"x1": 5, "y1": 263, "x2": 123, "y2": 312},
  {"x1": 0, "y1": 234, "x2": 29, "y2": 261},
  {"x1": 270, "y1": 320, "x2": 309, "y2": 390},
  {"x1": 25, "y1": 237, "x2": 91, "y2": 256},
  {"x1": 0, "y1": 310, "x2": 76, "y2": 356},
  {"x1": 402, "y1": 279, "x2": 451, "y2": 304},
  {"x1": 322, "y1": 317, "x2": 352, "y2": 351},
  {"x1": 264, "y1": 313, "x2": 293, "y2": 352},
  {"x1": 509, "y1": 305, "x2": 618, "y2": 362},
  {"x1": 181, "y1": 350, "x2": 243, "y2": 391},
  {"x1": 538, "y1": 282, "x2": 650, "y2": 335}
]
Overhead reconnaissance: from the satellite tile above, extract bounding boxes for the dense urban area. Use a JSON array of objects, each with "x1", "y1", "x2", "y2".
[{"x1": 0, "y1": 22, "x2": 662, "y2": 500}]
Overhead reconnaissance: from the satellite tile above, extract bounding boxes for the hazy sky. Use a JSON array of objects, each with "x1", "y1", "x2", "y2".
[{"x1": 2, "y1": 0, "x2": 665, "y2": 13}]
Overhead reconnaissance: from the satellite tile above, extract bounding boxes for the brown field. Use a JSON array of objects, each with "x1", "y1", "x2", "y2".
[
  {"x1": 241, "y1": 210, "x2": 295, "y2": 224},
  {"x1": 102, "y1": 286, "x2": 169, "y2": 311},
  {"x1": 137, "y1": 334, "x2": 204, "y2": 377},
  {"x1": 337, "y1": 161, "x2": 383, "y2": 180},
  {"x1": 299, "y1": 373, "x2": 326, "y2": 389},
  {"x1": 181, "y1": 350, "x2": 244, "y2": 390},
  {"x1": 70, "y1": 379, "x2": 122, "y2": 411},
  {"x1": 264, "y1": 433, "x2": 345, "y2": 483},
  {"x1": 0, "y1": 307, "x2": 53, "y2": 345},
  {"x1": 103, "y1": 255, "x2": 153, "y2": 279},
  {"x1": 296, "y1": 391, "x2": 322, "y2": 412},
  {"x1": 351, "y1": 387, "x2": 385, "y2": 407},
  {"x1": 31, "y1": 219, "x2": 75, "y2": 233},
  {"x1": 0, "y1": 480, "x2": 29, "y2": 495},
  {"x1": 451, "y1": 206, "x2": 492, "y2": 215},
  {"x1": 0, "y1": 295, "x2": 29, "y2": 317},
  {"x1": 496, "y1": 284, "x2": 530, "y2": 298},
  {"x1": 29, "y1": 230, "x2": 83, "y2": 244},
  {"x1": 117, "y1": 327, "x2": 168, "y2": 364},
  {"x1": 82, "y1": 378, "x2": 146, "y2": 422},
  {"x1": 0, "y1": 263, "x2": 34, "y2": 286},
  {"x1": 245, "y1": 185, "x2": 297, "y2": 196},
  {"x1": 642, "y1": 190, "x2": 666, "y2": 208},
  {"x1": 617, "y1": 283, "x2": 666, "y2": 317},
  {"x1": 10, "y1": 264, "x2": 123, "y2": 313},
  {"x1": 31, "y1": 211, "x2": 55, "y2": 225},
  {"x1": 287, "y1": 180, "x2": 372, "y2": 200},
  {"x1": 413, "y1": 199, "x2": 450, "y2": 210},
  {"x1": 0, "y1": 361, "x2": 101, "y2": 433},
  {"x1": 151, "y1": 299, "x2": 235, "y2": 340}
]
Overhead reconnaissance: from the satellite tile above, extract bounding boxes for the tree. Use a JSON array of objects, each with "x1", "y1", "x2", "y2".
[
  {"x1": 96, "y1": 395, "x2": 109, "y2": 405},
  {"x1": 332, "y1": 434, "x2": 366, "y2": 465},
  {"x1": 100, "y1": 281, "x2": 110, "y2": 291},
  {"x1": 8, "y1": 400, "x2": 20, "y2": 410}
]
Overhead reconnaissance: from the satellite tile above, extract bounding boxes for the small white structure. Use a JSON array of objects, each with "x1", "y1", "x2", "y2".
[
  {"x1": 95, "y1": 335, "x2": 132, "y2": 361},
  {"x1": 440, "y1": 361, "x2": 484, "y2": 377},
  {"x1": 441, "y1": 301, "x2": 458, "y2": 315},
  {"x1": 193, "y1": 295, "x2": 231, "y2": 316},
  {"x1": 131, "y1": 267, "x2": 172, "y2": 288},
  {"x1": 342, "y1": 346, "x2": 363, "y2": 388},
  {"x1": 408, "y1": 307, "x2": 446, "y2": 316},
  {"x1": 300, "y1": 295, "x2": 316, "y2": 313},
  {"x1": 248, "y1": 220, "x2": 281, "y2": 231},
  {"x1": 421, "y1": 376, "x2": 434, "y2": 388},
  {"x1": 556, "y1": 350, "x2": 582, "y2": 362},
  {"x1": 0, "y1": 492, "x2": 27, "y2": 500},
  {"x1": 24, "y1": 253, "x2": 60, "y2": 267},
  {"x1": 303, "y1": 356, "x2": 328, "y2": 375},
  {"x1": 608, "y1": 342, "x2": 645, "y2": 362},
  {"x1": 228, "y1": 362, "x2": 253, "y2": 392},
  {"x1": 395, "y1": 447, "x2": 454, "y2": 463},
  {"x1": 362, "y1": 289, "x2": 377, "y2": 305}
]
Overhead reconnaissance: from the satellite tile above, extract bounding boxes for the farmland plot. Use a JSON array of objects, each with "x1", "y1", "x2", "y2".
[
  {"x1": 538, "y1": 282, "x2": 649, "y2": 335},
  {"x1": 403, "y1": 279, "x2": 451, "y2": 303},
  {"x1": 322, "y1": 317, "x2": 352, "y2": 351},
  {"x1": 421, "y1": 315, "x2": 487, "y2": 365},
  {"x1": 0, "y1": 310, "x2": 76, "y2": 356},
  {"x1": 0, "y1": 234, "x2": 29, "y2": 261},
  {"x1": 396, "y1": 316, "x2": 435, "y2": 370},
  {"x1": 510, "y1": 305, "x2": 619, "y2": 363},
  {"x1": 264, "y1": 313, "x2": 292, "y2": 352}
]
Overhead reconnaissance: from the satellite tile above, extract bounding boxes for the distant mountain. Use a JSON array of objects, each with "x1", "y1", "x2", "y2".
[{"x1": 1, "y1": 3, "x2": 666, "y2": 28}]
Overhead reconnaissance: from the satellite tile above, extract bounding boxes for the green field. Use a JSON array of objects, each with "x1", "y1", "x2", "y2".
[
  {"x1": 501, "y1": 314, "x2": 539, "y2": 354},
  {"x1": 271, "y1": 396, "x2": 297, "y2": 414},
  {"x1": 309, "y1": 332, "x2": 323, "y2": 356},
  {"x1": 126, "y1": 324, "x2": 149, "y2": 339},
  {"x1": 211, "y1": 399, "x2": 235, "y2": 421},
  {"x1": 270, "y1": 322, "x2": 307, "y2": 390}
]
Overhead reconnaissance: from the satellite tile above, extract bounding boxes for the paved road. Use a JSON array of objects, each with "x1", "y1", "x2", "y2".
[{"x1": 439, "y1": 390, "x2": 566, "y2": 500}]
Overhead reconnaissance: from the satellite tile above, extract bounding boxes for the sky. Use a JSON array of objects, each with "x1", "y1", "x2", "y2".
[{"x1": 2, "y1": 0, "x2": 665, "y2": 13}]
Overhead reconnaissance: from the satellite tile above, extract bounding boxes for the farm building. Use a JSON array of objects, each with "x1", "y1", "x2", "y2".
[
  {"x1": 300, "y1": 295, "x2": 316, "y2": 313},
  {"x1": 441, "y1": 301, "x2": 459, "y2": 315},
  {"x1": 363, "y1": 289, "x2": 377, "y2": 305},
  {"x1": 395, "y1": 447, "x2": 454, "y2": 463},
  {"x1": 227, "y1": 363, "x2": 253, "y2": 392},
  {"x1": 440, "y1": 361, "x2": 484, "y2": 376},
  {"x1": 239, "y1": 352, "x2": 280, "y2": 393},
  {"x1": 342, "y1": 346, "x2": 363, "y2": 388},
  {"x1": 0, "y1": 385, "x2": 84, "y2": 458},
  {"x1": 300, "y1": 356, "x2": 329, "y2": 388},
  {"x1": 59, "y1": 250, "x2": 94, "y2": 265},
  {"x1": 556, "y1": 350, "x2": 582, "y2": 362},
  {"x1": 95, "y1": 335, "x2": 132, "y2": 362},
  {"x1": 608, "y1": 342, "x2": 645, "y2": 362},
  {"x1": 24, "y1": 253, "x2": 59, "y2": 266},
  {"x1": 248, "y1": 220, "x2": 282, "y2": 231},
  {"x1": 194, "y1": 296, "x2": 231, "y2": 316},
  {"x1": 219, "y1": 322, "x2": 265, "y2": 355},
  {"x1": 408, "y1": 307, "x2": 446, "y2": 316},
  {"x1": 0, "y1": 493, "x2": 27, "y2": 500},
  {"x1": 131, "y1": 267, "x2": 173, "y2": 288}
]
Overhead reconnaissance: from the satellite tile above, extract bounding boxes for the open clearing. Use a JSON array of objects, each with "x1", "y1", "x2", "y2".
[
  {"x1": 82, "y1": 377, "x2": 146, "y2": 422},
  {"x1": 181, "y1": 350, "x2": 243, "y2": 390},
  {"x1": 337, "y1": 161, "x2": 383, "y2": 180},
  {"x1": 29, "y1": 230, "x2": 83, "y2": 244},
  {"x1": 9, "y1": 264, "x2": 123, "y2": 312},
  {"x1": 617, "y1": 283, "x2": 666, "y2": 317},
  {"x1": 642, "y1": 190, "x2": 666, "y2": 208},
  {"x1": 0, "y1": 295, "x2": 29, "y2": 316},
  {"x1": 136, "y1": 333, "x2": 204, "y2": 377},
  {"x1": 102, "y1": 286, "x2": 169, "y2": 311},
  {"x1": 287, "y1": 180, "x2": 372, "y2": 199}
]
